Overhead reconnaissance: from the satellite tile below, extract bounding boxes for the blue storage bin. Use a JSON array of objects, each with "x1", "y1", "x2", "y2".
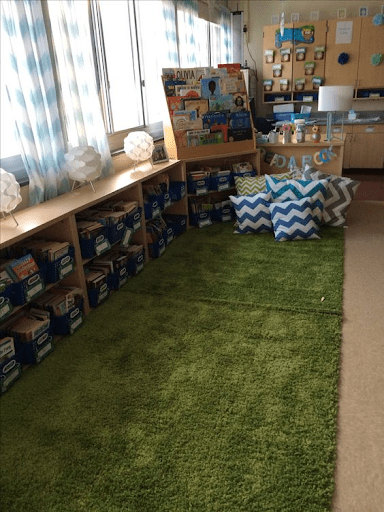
[
  {"x1": 273, "y1": 112, "x2": 293, "y2": 122},
  {"x1": 212, "y1": 205, "x2": 234, "y2": 223},
  {"x1": 107, "y1": 266, "x2": 129, "y2": 290},
  {"x1": 159, "y1": 192, "x2": 172, "y2": 211},
  {"x1": 0, "y1": 286, "x2": 14, "y2": 323},
  {"x1": 148, "y1": 237, "x2": 166, "y2": 258},
  {"x1": 164, "y1": 226, "x2": 174, "y2": 246},
  {"x1": 125, "y1": 207, "x2": 142, "y2": 232},
  {"x1": 0, "y1": 355, "x2": 22, "y2": 394},
  {"x1": 79, "y1": 229, "x2": 111, "y2": 259},
  {"x1": 107, "y1": 219, "x2": 127, "y2": 244},
  {"x1": 190, "y1": 211, "x2": 212, "y2": 228},
  {"x1": 38, "y1": 247, "x2": 76, "y2": 284},
  {"x1": 12, "y1": 271, "x2": 46, "y2": 306},
  {"x1": 144, "y1": 198, "x2": 162, "y2": 220},
  {"x1": 88, "y1": 282, "x2": 109, "y2": 308},
  {"x1": 209, "y1": 175, "x2": 231, "y2": 192},
  {"x1": 127, "y1": 250, "x2": 145, "y2": 276},
  {"x1": 15, "y1": 329, "x2": 54, "y2": 365},
  {"x1": 52, "y1": 301, "x2": 84, "y2": 336},
  {"x1": 163, "y1": 214, "x2": 187, "y2": 237},
  {"x1": 169, "y1": 181, "x2": 186, "y2": 202},
  {"x1": 187, "y1": 178, "x2": 209, "y2": 196}
]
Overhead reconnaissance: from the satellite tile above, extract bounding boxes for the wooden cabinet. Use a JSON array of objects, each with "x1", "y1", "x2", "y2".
[
  {"x1": 292, "y1": 20, "x2": 327, "y2": 101},
  {"x1": 347, "y1": 125, "x2": 384, "y2": 169},
  {"x1": 0, "y1": 160, "x2": 188, "y2": 318},
  {"x1": 262, "y1": 23, "x2": 294, "y2": 102},
  {"x1": 356, "y1": 17, "x2": 384, "y2": 90},
  {"x1": 324, "y1": 18, "x2": 362, "y2": 87}
]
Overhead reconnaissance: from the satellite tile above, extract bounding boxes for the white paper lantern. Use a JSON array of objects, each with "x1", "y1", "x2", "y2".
[
  {"x1": 0, "y1": 168, "x2": 22, "y2": 226},
  {"x1": 65, "y1": 146, "x2": 102, "y2": 192},
  {"x1": 124, "y1": 131, "x2": 154, "y2": 168}
]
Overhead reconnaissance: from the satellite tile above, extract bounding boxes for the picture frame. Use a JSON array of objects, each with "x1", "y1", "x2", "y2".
[
  {"x1": 310, "y1": 11, "x2": 319, "y2": 21},
  {"x1": 291, "y1": 13, "x2": 300, "y2": 23},
  {"x1": 151, "y1": 144, "x2": 169, "y2": 165},
  {"x1": 337, "y1": 8, "x2": 347, "y2": 19},
  {"x1": 359, "y1": 6, "x2": 368, "y2": 17}
]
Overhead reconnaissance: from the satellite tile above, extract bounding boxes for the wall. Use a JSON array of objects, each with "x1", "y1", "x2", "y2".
[{"x1": 228, "y1": 0, "x2": 384, "y2": 116}]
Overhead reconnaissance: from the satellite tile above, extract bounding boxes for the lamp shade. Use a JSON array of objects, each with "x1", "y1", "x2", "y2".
[
  {"x1": 64, "y1": 146, "x2": 102, "y2": 183},
  {"x1": 124, "y1": 131, "x2": 154, "y2": 164},
  {"x1": 0, "y1": 168, "x2": 22, "y2": 214},
  {"x1": 318, "y1": 85, "x2": 354, "y2": 111}
]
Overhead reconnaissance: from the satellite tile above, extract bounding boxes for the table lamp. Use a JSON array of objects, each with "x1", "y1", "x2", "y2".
[
  {"x1": 318, "y1": 85, "x2": 354, "y2": 142},
  {"x1": 65, "y1": 146, "x2": 102, "y2": 193}
]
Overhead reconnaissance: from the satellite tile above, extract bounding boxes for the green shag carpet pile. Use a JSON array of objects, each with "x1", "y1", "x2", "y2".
[{"x1": 0, "y1": 223, "x2": 344, "y2": 512}]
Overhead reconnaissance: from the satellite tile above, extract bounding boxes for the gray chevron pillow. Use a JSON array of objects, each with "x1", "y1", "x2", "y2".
[{"x1": 302, "y1": 166, "x2": 360, "y2": 226}]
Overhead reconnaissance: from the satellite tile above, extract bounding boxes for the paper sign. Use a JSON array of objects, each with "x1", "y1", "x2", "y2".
[{"x1": 335, "y1": 21, "x2": 353, "y2": 44}]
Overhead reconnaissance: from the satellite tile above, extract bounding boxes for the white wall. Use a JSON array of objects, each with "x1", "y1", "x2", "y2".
[{"x1": 228, "y1": 1, "x2": 384, "y2": 116}]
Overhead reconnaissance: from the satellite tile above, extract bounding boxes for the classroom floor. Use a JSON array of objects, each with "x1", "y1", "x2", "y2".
[{"x1": 332, "y1": 194, "x2": 384, "y2": 512}]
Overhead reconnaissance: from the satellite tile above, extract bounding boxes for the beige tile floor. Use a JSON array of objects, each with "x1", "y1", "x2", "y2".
[{"x1": 332, "y1": 200, "x2": 384, "y2": 512}]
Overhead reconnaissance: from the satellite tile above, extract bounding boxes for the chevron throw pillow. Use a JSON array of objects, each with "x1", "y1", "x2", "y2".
[
  {"x1": 235, "y1": 171, "x2": 293, "y2": 195},
  {"x1": 302, "y1": 166, "x2": 360, "y2": 226},
  {"x1": 265, "y1": 175, "x2": 329, "y2": 227},
  {"x1": 269, "y1": 198, "x2": 321, "y2": 242},
  {"x1": 229, "y1": 192, "x2": 273, "y2": 234}
]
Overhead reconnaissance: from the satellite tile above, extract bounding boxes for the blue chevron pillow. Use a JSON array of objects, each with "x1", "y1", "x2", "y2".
[
  {"x1": 229, "y1": 192, "x2": 273, "y2": 234},
  {"x1": 269, "y1": 198, "x2": 321, "y2": 242},
  {"x1": 302, "y1": 166, "x2": 360, "y2": 226},
  {"x1": 265, "y1": 175, "x2": 329, "y2": 227}
]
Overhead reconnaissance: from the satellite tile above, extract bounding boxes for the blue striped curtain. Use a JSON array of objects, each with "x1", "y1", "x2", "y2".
[
  {"x1": 1, "y1": 0, "x2": 70, "y2": 205},
  {"x1": 177, "y1": 0, "x2": 199, "y2": 67},
  {"x1": 47, "y1": 0, "x2": 113, "y2": 179},
  {"x1": 162, "y1": 0, "x2": 179, "y2": 66},
  {"x1": 219, "y1": 5, "x2": 233, "y2": 64}
]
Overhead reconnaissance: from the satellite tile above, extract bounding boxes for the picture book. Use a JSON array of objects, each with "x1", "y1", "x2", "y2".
[
  {"x1": 183, "y1": 99, "x2": 209, "y2": 118},
  {"x1": 220, "y1": 77, "x2": 246, "y2": 94},
  {"x1": 199, "y1": 132, "x2": 224, "y2": 145},
  {"x1": 209, "y1": 94, "x2": 234, "y2": 112},
  {"x1": 175, "y1": 84, "x2": 201, "y2": 98},
  {"x1": 173, "y1": 67, "x2": 209, "y2": 83},
  {"x1": 202, "y1": 112, "x2": 228, "y2": 129},
  {"x1": 229, "y1": 111, "x2": 251, "y2": 129},
  {"x1": 167, "y1": 96, "x2": 185, "y2": 114},
  {"x1": 201, "y1": 77, "x2": 221, "y2": 99},
  {"x1": 231, "y1": 93, "x2": 248, "y2": 112},
  {"x1": 218, "y1": 63, "x2": 241, "y2": 75},
  {"x1": 6, "y1": 254, "x2": 39, "y2": 282},
  {"x1": 164, "y1": 80, "x2": 186, "y2": 96},
  {"x1": 211, "y1": 124, "x2": 228, "y2": 143}
]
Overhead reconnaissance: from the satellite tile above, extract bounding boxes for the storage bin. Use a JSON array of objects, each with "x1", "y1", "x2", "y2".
[
  {"x1": 127, "y1": 250, "x2": 145, "y2": 276},
  {"x1": 144, "y1": 198, "x2": 162, "y2": 220},
  {"x1": 87, "y1": 282, "x2": 110, "y2": 308},
  {"x1": 79, "y1": 229, "x2": 110, "y2": 259},
  {"x1": 187, "y1": 177, "x2": 209, "y2": 196},
  {"x1": 163, "y1": 214, "x2": 187, "y2": 237},
  {"x1": 52, "y1": 301, "x2": 84, "y2": 336},
  {"x1": 15, "y1": 329, "x2": 54, "y2": 365},
  {"x1": 148, "y1": 237, "x2": 166, "y2": 258},
  {"x1": 107, "y1": 220, "x2": 127, "y2": 245},
  {"x1": 212, "y1": 205, "x2": 234, "y2": 223},
  {"x1": 0, "y1": 355, "x2": 22, "y2": 394},
  {"x1": 209, "y1": 175, "x2": 231, "y2": 192},
  {"x1": 0, "y1": 286, "x2": 14, "y2": 323},
  {"x1": 169, "y1": 181, "x2": 186, "y2": 202},
  {"x1": 107, "y1": 266, "x2": 129, "y2": 290},
  {"x1": 39, "y1": 247, "x2": 76, "y2": 284},
  {"x1": 125, "y1": 207, "x2": 142, "y2": 232},
  {"x1": 12, "y1": 271, "x2": 46, "y2": 306},
  {"x1": 164, "y1": 226, "x2": 174, "y2": 246},
  {"x1": 190, "y1": 211, "x2": 212, "y2": 228},
  {"x1": 159, "y1": 192, "x2": 172, "y2": 211}
]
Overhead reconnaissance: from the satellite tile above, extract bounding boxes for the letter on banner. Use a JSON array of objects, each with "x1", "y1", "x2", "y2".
[
  {"x1": 274, "y1": 154, "x2": 286, "y2": 168},
  {"x1": 288, "y1": 156, "x2": 298, "y2": 169},
  {"x1": 302, "y1": 155, "x2": 313, "y2": 168}
]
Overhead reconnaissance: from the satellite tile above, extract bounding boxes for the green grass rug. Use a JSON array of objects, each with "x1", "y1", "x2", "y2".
[{"x1": 0, "y1": 225, "x2": 344, "y2": 512}]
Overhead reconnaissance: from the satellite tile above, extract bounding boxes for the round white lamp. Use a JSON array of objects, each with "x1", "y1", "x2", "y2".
[
  {"x1": 64, "y1": 146, "x2": 102, "y2": 193},
  {"x1": 0, "y1": 168, "x2": 22, "y2": 226},
  {"x1": 124, "y1": 131, "x2": 154, "y2": 169}
]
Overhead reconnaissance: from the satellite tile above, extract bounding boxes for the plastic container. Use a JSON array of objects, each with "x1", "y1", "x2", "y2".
[{"x1": 294, "y1": 119, "x2": 306, "y2": 143}]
